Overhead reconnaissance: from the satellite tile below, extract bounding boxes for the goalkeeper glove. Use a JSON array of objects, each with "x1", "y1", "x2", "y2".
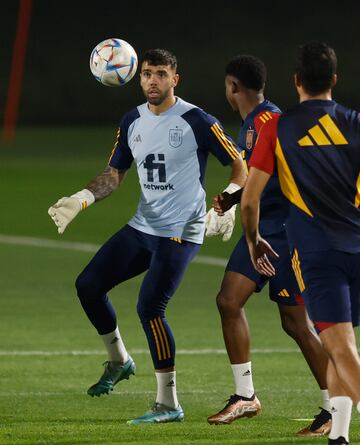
[
  {"x1": 205, "y1": 183, "x2": 240, "y2": 242},
  {"x1": 205, "y1": 206, "x2": 236, "y2": 241},
  {"x1": 48, "y1": 189, "x2": 95, "y2": 234}
]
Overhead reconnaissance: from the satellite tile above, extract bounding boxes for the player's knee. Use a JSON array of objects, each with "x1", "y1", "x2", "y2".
[
  {"x1": 216, "y1": 291, "x2": 241, "y2": 315},
  {"x1": 321, "y1": 333, "x2": 358, "y2": 362},
  {"x1": 75, "y1": 272, "x2": 99, "y2": 301},
  {"x1": 136, "y1": 300, "x2": 164, "y2": 322},
  {"x1": 328, "y1": 344, "x2": 357, "y2": 369},
  {"x1": 137, "y1": 290, "x2": 168, "y2": 321}
]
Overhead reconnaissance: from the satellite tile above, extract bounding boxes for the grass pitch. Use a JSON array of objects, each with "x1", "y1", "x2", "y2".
[{"x1": 1, "y1": 127, "x2": 359, "y2": 444}]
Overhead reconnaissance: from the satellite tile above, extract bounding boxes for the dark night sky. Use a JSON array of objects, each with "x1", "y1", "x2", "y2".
[{"x1": 2, "y1": 0, "x2": 360, "y2": 125}]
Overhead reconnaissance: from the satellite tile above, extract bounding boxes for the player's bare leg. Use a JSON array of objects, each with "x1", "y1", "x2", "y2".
[
  {"x1": 278, "y1": 304, "x2": 332, "y2": 436},
  {"x1": 278, "y1": 305, "x2": 328, "y2": 390},
  {"x1": 320, "y1": 323, "x2": 360, "y2": 403},
  {"x1": 207, "y1": 271, "x2": 331, "y2": 430},
  {"x1": 217, "y1": 272, "x2": 256, "y2": 363},
  {"x1": 207, "y1": 271, "x2": 261, "y2": 424},
  {"x1": 320, "y1": 322, "x2": 360, "y2": 445}
]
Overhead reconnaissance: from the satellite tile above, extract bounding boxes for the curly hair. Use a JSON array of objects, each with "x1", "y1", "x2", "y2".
[{"x1": 225, "y1": 55, "x2": 266, "y2": 92}]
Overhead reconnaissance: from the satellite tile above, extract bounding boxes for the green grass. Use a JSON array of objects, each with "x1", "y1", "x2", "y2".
[{"x1": 1, "y1": 127, "x2": 360, "y2": 444}]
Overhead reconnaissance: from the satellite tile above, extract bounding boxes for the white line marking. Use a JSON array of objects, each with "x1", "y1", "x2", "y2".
[
  {"x1": 0, "y1": 234, "x2": 227, "y2": 267},
  {"x1": 0, "y1": 390, "x2": 214, "y2": 397},
  {"x1": 0, "y1": 234, "x2": 100, "y2": 253},
  {"x1": 0, "y1": 390, "x2": 315, "y2": 398},
  {"x1": 0, "y1": 348, "x2": 300, "y2": 356}
]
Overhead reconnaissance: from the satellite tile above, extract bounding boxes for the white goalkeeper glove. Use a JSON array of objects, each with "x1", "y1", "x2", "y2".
[
  {"x1": 48, "y1": 189, "x2": 95, "y2": 234},
  {"x1": 205, "y1": 206, "x2": 236, "y2": 241},
  {"x1": 205, "y1": 183, "x2": 240, "y2": 242}
]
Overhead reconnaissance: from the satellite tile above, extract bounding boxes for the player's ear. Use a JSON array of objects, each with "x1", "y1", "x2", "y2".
[
  {"x1": 293, "y1": 74, "x2": 303, "y2": 97},
  {"x1": 331, "y1": 74, "x2": 337, "y2": 88},
  {"x1": 230, "y1": 79, "x2": 239, "y2": 94},
  {"x1": 172, "y1": 73, "x2": 179, "y2": 87},
  {"x1": 225, "y1": 75, "x2": 239, "y2": 94}
]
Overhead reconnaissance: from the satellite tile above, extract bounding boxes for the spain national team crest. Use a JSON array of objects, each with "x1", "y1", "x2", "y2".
[
  {"x1": 246, "y1": 129, "x2": 254, "y2": 149},
  {"x1": 169, "y1": 129, "x2": 183, "y2": 148}
]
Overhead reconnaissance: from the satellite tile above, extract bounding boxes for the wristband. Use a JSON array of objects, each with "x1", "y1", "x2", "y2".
[
  {"x1": 71, "y1": 189, "x2": 95, "y2": 210},
  {"x1": 223, "y1": 183, "x2": 241, "y2": 194}
]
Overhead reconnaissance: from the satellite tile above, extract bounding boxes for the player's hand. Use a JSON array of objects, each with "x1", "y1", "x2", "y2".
[
  {"x1": 48, "y1": 197, "x2": 81, "y2": 234},
  {"x1": 213, "y1": 189, "x2": 243, "y2": 215},
  {"x1": 205, "y1": 206, "x2": 236, "y2": 242},
  {"x1": 248, "y1": 237, "x2": 279, "y2": 276}
]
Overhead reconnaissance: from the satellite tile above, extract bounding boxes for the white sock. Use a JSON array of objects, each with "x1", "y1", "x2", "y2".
[
  {"x1": 321, "y1": 389, "x2": 331, "y2": 412},
  {"x1": 357, "y1": 401, "x2": 360, "y2": 413},
  {"x1": 155, "y1": 371, "x2": 179, "y2": 409},
  {"x1": 231, "y1": 362, "x2": 254, "y2": 398},
  {"x1": 100, "y1": 326, "x2": 129, "y2": 363},
  {"x1": 329, "y1": 396, "x2": 353, "y2": 441}
]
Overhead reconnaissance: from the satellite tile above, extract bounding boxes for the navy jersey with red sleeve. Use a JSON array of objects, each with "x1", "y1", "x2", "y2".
[
  {"x1": 250, "y1": 99, "x2": 360, "y2": 253},
  {"x1": 239, "y1": 100, "x2": 288, "y2": 235}
]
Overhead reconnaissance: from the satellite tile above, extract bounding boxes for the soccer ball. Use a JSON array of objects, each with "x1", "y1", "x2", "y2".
[{"x1": 89, "y1": 38, "x2": 138, "y2": 87}]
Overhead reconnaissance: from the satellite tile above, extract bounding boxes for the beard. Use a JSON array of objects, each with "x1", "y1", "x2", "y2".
[{"x1": 144, "y1": 88, "x2": 170, "y2": 106}]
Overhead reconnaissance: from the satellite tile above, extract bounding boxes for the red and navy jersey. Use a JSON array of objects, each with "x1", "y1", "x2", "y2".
[
  {"x1": 239, "y1": 100, "x2": 287, "y2": 235},
  {"x1": 250, "y1": 99, "x2": 360, "y2": 253}
]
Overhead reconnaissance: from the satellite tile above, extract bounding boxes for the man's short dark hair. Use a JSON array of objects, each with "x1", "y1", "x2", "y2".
[
  {"x1": 296, "y1": 41, "x2": 337, "y2": 95},
  {"x1": 141, "y1": 49, "x2": 177, "y2": 70},
  {"x1": 225, "y1": 55, "x2": 266, "y2": 92}
]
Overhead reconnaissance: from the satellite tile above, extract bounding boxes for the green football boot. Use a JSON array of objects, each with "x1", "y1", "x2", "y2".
[
  {"x1": 87, "y1": 356, "x2": 136, "y2": 397},
  {"x1": 127, "y1": 403, "x2": 184, "y2": 425}
]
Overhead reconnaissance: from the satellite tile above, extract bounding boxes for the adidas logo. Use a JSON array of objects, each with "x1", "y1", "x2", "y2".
[
  {"x1": 298, "y1": 114, "x2": 348, "y2": 147},
  {"x1": 277, "y1": 289, "x2": 290, "y2": 297},
  {"x1": 258, "y1": 111, "x2": 273, "y2": 124},
  {"x1": 242, "y1": 370, "x2": 251, "y2": 376},
  {"x1": 110, "y1": 337, "x2": 119, "y2": 344},
  {"x1": 167, "y1": 379, "x2": 175, "y2": 387},
  {"x1": 134, "y1": 134, "x2": 142, "y2": 143}
]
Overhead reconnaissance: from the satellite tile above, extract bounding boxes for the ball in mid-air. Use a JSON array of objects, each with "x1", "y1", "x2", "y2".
[{"x1": 89, "y1": 38, "x2": 138, "y2": 87}]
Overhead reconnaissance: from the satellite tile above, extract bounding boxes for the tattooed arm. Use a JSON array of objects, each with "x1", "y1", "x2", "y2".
[
  {"x1": 86, "y1": 166, "x2": 127, "y2": 202},
  {"x1": 48, "y1": 166, "x2": 128, "y2": 234}
]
